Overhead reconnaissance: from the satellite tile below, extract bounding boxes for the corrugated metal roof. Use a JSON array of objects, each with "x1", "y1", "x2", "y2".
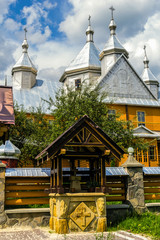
[
  {"x1": 143, "y1": 167, "x2": 160, "y2": 175},
  {"x1": 5, "y1": 168, "x2": 51, "y2": 177},
  {"x1": 106, "y1": 167, "x2": 128, "y2": 176},
  {"x1": 5, "y1": 167, "x2": 129, "y2": 177},
  {"x1": 13, "y1": 79, "x2": 60, "y2": 114},
  {"x1": 7, "y1": 167, "x2": 160, "y2": 177},
  {"x1": 104, "y1": 96, "x2": 160, "y2": 107}
]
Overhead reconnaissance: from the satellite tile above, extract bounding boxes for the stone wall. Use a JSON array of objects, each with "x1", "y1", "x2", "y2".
[
  {"x1": 0, "y1": 163, "x2": 7, "y2": 226},
  {"x1": 125, "y1": 167, "x2": 145, "y2": 214},
  {"x1": 4, "y1": 209, "x2": 50, "y2": 228}
]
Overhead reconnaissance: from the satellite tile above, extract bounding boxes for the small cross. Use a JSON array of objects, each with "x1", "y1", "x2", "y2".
[
  {"x1": 109, "y1": 6, "x2": 115, "y2": 20},
  {"x1": 24, "y1": 27, "x2": 27, "y2": 39},
  {"x1": 88, "y1": 15, "x2": 91, "y2": 26},
  {"x1": 75, "y1": 207, "x2": 91, "y2": 227},
  {"x1": 144, "y1": 45, "x2": 147, "y2": 56}
]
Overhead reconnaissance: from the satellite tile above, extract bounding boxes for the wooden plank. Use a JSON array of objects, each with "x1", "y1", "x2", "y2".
[
  {"x1": 65, "y1": 143, "x2": 104, "y2": 147},
  {"x1": 144, "y1": 177, "x2": 160, "y2": 181},
  {"x1": 6, "y1": 177, "x2": 50, "y2": 184},
  {"x1": 5, "y1": 198, "x2": 49, "y2": 205},
  {"x1": 6, "y1": 191, "x2": 48, "y2": 198},
  {"x1": 106, "y1": 183, "x2": 124, "y2": 188},
  {"x1": 106, "y1": 195, "x2": 125, "y2": 201},
  {"x1": 6, "y1": 184, "x2": 49, "y2": 191},
  {"x1": 144, "y1": 188, "x2": 160, "y2": 193},
  {"x1": 145, "y1": 194, "x2": 160, "y2": 200},
  {"x1": 144, "y1": 182, "x2": 160, "y2": 187},
  {"x1": 109, "y1": 189, "x2": 125, "y2": 194}
]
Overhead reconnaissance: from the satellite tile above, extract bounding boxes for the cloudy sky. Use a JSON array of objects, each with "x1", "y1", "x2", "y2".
[{"x1": 1, "y1": 0, "x2": 160, "y2": 84}]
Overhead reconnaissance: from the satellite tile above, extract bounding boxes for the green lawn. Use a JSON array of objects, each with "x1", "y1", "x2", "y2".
[{"x1": 108, "y1": 212, "x2": 160, "y2": 240}]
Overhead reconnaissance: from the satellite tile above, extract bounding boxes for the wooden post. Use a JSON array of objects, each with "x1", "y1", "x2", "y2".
[
  {"x1": 101, "y1": 157, "x2": 106, "y2": 193},
  {"x1": 57, "y1": 156, "x2": 64, "y2": 193},
  {"x1": 50, "y1": 157, "x2": 53, "y2": 188},
  {"x1": 53, "y1": 158, "x2": 56, "y2": 188},
  {"x1": 57, "y1": 156, "x2": 60, "y2": 187}
]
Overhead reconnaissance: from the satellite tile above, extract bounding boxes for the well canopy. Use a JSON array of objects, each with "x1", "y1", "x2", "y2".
[{"x1": 36, "y1": 115, "x2": 124, "y2": 161}]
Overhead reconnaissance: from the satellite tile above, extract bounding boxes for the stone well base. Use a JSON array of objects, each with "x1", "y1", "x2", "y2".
[{"x1": 49, "y1": 193, "x2": 107, "y2": 233}]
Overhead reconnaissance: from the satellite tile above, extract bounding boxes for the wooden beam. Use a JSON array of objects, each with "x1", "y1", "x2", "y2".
[
  {"x1": 65, "y1": 143, "x2": 104, "y2": 147},
  {"x1": 102, "y1": 150, "x2": 111, "y2": 156},
  {"x1": 60, "y1": 149, "x2": 66, "y2": 155}
]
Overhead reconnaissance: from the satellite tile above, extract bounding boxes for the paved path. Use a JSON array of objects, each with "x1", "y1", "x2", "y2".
[{"x1": 0, "y1": 228, "x2": 151, "y2": 240}]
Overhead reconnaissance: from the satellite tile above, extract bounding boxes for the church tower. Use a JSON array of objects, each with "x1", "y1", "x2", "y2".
[
  {"x1": 99, "y1": 7, "x2": 129, "y2": 77},
  {"x1": 60, "y1": 16, "x2": 101, "y2": 90},
  {"x1": 12, "y1": 28, "x2": 37, "y2": 89},
  {"x1": 141, "y1": 46, "x2": 159, "y2": 99}
]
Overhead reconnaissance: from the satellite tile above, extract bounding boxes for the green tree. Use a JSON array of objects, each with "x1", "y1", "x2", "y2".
[
  {"x1": 9, "y1": 104, "x2": 52, "y2": 167},
  {"x1": 48, "y1": 85, "x2": 148, "y2": 151}
]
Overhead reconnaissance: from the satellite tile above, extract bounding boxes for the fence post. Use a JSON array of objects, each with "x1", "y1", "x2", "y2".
[
  {"x1": 0, "y1": 162, "x2": 7, "y2": 226},
  {"x1": 121, "y1": 148, "x2": 146, "y2": 214}
]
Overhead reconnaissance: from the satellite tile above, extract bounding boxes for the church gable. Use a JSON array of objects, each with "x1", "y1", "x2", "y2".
[
  {"x1": 98, "y1": 55, "x2": 156, "y2": 100},
  {"x1": 133, "y1": 125, "x2": 155, "y2": 135}
]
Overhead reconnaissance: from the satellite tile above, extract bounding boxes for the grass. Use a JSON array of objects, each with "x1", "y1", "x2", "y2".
[{"x1": 108, "y1": 211, "x2": 160, "y2": 240}]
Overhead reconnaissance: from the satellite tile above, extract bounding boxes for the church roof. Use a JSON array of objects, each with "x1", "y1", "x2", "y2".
[
  {"x1": 141, "y1": 67, "x2": 158, "y2": 82},
  {"x1": 60, "y1": 17, "x2": 100, "y2": 82},
  {"x1": 133, "y1": 125, "x2": 160, "y2": 138},
  {"x1": 13, "y1": 51, "x2": 36, "y2": 69},
  {"x1": 141, "y1": 46, "x2": 158, "y2": 83},
  {"x1": 13, "y1": 79, "x2": 60, "y2": 114},
  {"x1": 12, "y1": 29, "x2": 37, "y2": 72},
  {"x1": 102, "y1": 34, "x2": 126, "y2": 53},
  {"x1": 100, "y1": 7, "x2": 128, "y2": 59},
  {"x1": 98, "y1": 54, "x2": 159, "y2": 106},
  {"x1": 65, "y1": 41, "x2": 100, "y2": 72}
]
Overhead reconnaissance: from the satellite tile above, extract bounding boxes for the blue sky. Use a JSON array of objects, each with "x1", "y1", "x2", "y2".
[{"x1": 1, "y1": 0, "x2": 160, "y2": 83}]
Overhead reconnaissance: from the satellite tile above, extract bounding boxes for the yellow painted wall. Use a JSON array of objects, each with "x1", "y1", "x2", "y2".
[{"x1": 111, "y1": 104, "x2": 160, "y2": 132}]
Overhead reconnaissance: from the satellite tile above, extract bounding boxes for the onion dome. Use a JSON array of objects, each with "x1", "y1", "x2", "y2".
[
  {"x1": 141, "y1": 45, "x2": 159, "y2": 98},
  {"x1": 60, "y1": 16, "x2": 100, "y2": 83},
  {"x1": 12, "y1": 28, "x2": 37, "y2": 89},
  {"x1": 100, "y1": 6, "x2": 128, "y2": 61},
  {"x1": 141, "y1": 45, "x2": 158, "y2": 82}
]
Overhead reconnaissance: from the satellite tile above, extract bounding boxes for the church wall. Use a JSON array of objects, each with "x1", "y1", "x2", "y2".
[
  {"x1": 111, "y1": 104, "x2": 160, "y2": 132},
  {"x1": 64, "y1": 71, "x2": 100, "y2": 90},
  {"x1": 13, "y1": 72, "x2": 22, "y2": 87},
  {"x1": 101, "y1": 53, "x2": 121, "y2": 76}
]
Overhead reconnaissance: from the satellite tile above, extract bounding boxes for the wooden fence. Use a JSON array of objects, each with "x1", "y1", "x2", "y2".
[
  {"x1": 106, "y1": 176, "x2": 126, "y2": 202},
  {"x1": 5, "y1": 177, "x2": 50, "y2": 206},
  {"x1": 144, "y1": 175, "x2": 160, "y2": 201}
]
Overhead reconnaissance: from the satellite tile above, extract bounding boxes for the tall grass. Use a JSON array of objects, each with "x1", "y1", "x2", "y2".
[{"x1": 109, "y1": 212, "x2": 160, "y2": 240}]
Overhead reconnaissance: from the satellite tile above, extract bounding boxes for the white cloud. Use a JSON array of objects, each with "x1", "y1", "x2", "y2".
[
  {"x1": 124, "y1": 12, "x2": 160, "y2": 77},
  {"x1": 0, "y1": 0, "x2": 16, "y2": 23},
  {"x1": 38, "y1": 66, "x2": 65, "y2": 83},
  {"x1": 4, "y1": 18, "x2": 21, "y2": 31},
  {"x1": 43, "y1": 0, "x2": 57, "y2": 9},
  {"x1": 2, "y1": 0, "x2": 160, "y2": 86}
]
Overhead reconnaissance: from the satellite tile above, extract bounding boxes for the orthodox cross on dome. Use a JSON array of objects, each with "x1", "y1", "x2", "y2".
[
  {"x1": 144, "y1": 45, "x2": 147, "y2": 58},
  {"x1": 88, "y1": 15, "x2": 91, "y2": 26},
  {"x1": 24, "y1": 27, "x2": 27, "y2": 40},
  {"x1": 109, "y1": 6, "x2": 115, "y2": 20},
  {"x1": 143, "y1": 45, "x2": 149, "y2": 68}
]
